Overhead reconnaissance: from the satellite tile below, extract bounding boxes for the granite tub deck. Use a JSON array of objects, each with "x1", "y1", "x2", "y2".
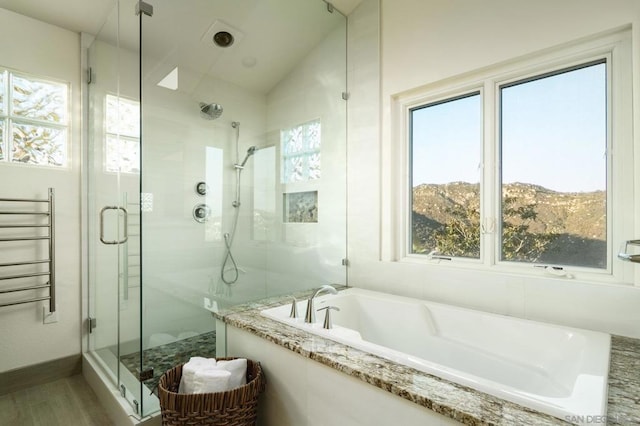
[{"x1": 213, "y1": 290, "x2": 640, "y2": 425}]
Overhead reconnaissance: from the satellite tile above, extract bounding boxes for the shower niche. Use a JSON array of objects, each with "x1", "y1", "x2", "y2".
[{"x1": 85, "y1": 0, "x2": 347, "y2": 418}]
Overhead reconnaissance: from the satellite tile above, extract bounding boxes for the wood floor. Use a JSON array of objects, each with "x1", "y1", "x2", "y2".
[{"x1": 0, "y1": 375, "x2": 114, "y2": 426}]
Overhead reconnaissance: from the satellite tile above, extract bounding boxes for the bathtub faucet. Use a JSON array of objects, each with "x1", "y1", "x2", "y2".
[{"x1": 304, "y1": 285, "x2": 338, "y2": 323}]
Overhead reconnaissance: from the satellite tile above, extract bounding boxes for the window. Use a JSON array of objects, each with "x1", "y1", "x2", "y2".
[
  {"x1": 105, "y1": 94, "x2": 140, "y2": 174},
  {"x1": 500, "y1": 62, "x2": 607, "y2": 268},
  {"x1": 0, "y1": 69, "x2": 69, "y2": 167},
  {"x1": 410, "y1": 93, "x2": 482, "y2": 258},
  {"x1": 281, "y1": 119, "x2": 321, "y2": 183},
  {"x1": 402, "y1": 30, "x2": 632, "y2": 280}
]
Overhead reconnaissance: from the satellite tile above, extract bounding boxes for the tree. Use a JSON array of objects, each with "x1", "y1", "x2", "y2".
[
  {"x1": 428, "y1": 196, "x2": 556, "y2": 261},
  {"x1": 433, "y1": 202, "x2": 480, "y2": 258},
  {"x1": 501, "y1": 196, "x2": 556, "y2": 262}
]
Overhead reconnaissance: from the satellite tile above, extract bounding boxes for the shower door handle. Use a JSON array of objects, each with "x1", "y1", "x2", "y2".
[{"x1": 100, "y1": 206, "x2": 129, "y2": 245}]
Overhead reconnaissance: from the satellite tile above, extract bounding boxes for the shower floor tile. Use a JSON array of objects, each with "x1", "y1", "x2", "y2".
[{"x1": 119, "y1": 331, "x2": 217, "y2": 390}]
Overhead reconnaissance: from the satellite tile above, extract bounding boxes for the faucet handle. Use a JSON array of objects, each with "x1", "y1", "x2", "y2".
[
  {"x1": 317, "y1": 306, "x2": 340, "y2": 329},
  {"x1": 289, "y1": 297, "x2": 298, "y2": 319}
]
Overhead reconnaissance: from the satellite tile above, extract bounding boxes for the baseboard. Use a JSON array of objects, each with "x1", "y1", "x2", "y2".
[{"x1": 0, "y1": 354, "x2": 82, "y2": 396}]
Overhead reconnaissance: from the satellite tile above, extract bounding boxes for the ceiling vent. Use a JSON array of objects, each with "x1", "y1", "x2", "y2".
[{"x1": 201, "y1": 20, "x2": 245, "y2": 48}]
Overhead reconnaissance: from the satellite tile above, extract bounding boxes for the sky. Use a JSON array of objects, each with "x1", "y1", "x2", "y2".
[{"x1": 411, "y1": 62, "x2": 607, "y2": 193}]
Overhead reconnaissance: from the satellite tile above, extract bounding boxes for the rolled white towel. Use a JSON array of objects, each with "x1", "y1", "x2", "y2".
[
  {"x1": 216, "y1": 358, "x2": 247, "y2": 389},
  {"x1": 192, "y1": 369, "x2": 232, "y2": 394},
  {"x1": 178, "y1": 357, "x2": 217, "y2": 394}
]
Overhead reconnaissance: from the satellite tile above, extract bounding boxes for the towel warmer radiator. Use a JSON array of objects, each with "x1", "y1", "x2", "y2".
[{"x1": 0, "y1": 188, "x2": 55, "y2": 312}]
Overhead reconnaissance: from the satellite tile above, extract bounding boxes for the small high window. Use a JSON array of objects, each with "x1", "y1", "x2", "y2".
[
  {"x1": 105, "y1": 94, "x2": 140, "y2": 174},
  {"x1": 280, "y1": 119, "x2": 321, "y2": 183},
  {"x1": 0, "y1": 69, "x2": 69, "y2": 167}
]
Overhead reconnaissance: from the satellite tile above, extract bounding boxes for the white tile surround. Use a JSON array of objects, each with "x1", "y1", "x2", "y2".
[{"x1": 227, "y1": 326, "x2": 460, "y2": 426}]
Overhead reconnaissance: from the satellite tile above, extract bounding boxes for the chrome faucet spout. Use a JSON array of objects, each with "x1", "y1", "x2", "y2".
[{"x1": 304, "y1": 285, "x2": 338, "y2": 323}]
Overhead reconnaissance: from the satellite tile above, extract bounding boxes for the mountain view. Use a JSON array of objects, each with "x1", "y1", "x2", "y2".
[{"x1": 412, "y1": 182, "x2": 606, "y2": 268}]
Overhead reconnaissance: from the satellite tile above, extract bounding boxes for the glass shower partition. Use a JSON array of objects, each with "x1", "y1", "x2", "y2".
[
  {"x1": 138, "y1": 1, "x2": 347, "y2": 418},
  {"x1": 87, "y1": 0, "x2": 145, "y2": 415},
  {"x1": 87, "y1": 0, "x2": 347, "y2": 419}
]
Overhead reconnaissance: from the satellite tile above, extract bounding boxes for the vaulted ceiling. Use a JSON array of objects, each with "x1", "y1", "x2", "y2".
[{"x1": 0, "y1": 0, "x2": 362, "y2": 93}]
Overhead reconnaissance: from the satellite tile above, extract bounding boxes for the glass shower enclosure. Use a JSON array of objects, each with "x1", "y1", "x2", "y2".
[{"x1": 86, "y1": 0, "x2": 347, "y2": 418}]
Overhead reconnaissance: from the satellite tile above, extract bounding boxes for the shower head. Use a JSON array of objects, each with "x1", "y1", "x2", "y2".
[
  {"x1": 199, "y1": 102, "x2": 223, "y2": 120},
  {"x1": 238, "y1": 146, "x2": 258, "y2": 167}
]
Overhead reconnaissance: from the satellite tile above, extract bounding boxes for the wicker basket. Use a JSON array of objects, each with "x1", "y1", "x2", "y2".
[{"x1": 158, "y1": 357, "x2": 266, "y2": 426}]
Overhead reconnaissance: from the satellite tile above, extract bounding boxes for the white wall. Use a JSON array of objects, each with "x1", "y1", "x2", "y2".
[
  {"x1": 347, "y1": 0, "x2": 380, "y2": 272},
  {"x1": 0, "y1": 8, "x2": 81, "y2": 371},
  {"x1": 348, "y1": 0, "x2": 640, "y2": 338}
]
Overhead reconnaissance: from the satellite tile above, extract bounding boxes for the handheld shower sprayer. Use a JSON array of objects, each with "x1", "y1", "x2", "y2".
[
  {"x1": 238, "y1": 146, "x2": 258, "y2": 168},
  {"x1": 221, "y1": 121, "x2": 258, "y2": 285}
]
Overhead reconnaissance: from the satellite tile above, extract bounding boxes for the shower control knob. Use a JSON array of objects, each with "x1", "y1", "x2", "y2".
[
  {"x1": 195, "y1": 181, "x2": 208, "y2": 195},
  {"x1": 193, "y1": 204, "x2": 211, "y2": 223}
]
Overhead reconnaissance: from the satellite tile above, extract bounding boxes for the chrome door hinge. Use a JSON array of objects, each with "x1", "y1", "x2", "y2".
[
  {"x1": 136, "y1": 1, "x2": 154, "y2": 17},
  {"x1": 341, "y1": 92, "x2": 350, "y2": 101},
  {"x1": 87, "y1": 67, "x2": 93, "y2": 85},
  {"x1": 341, "y1": 258, "x2": 349, "y2": 266},
  {"x1": 88, "y1": 317, "x2": 97, "y2": 333}
]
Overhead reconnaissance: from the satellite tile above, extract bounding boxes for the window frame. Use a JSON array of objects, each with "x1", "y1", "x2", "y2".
[
  {"x1": 494, "y1": 58, "x2": 611, "y2": 273},
  {"x1": 395, "y1": 28, "x2": 634, "y2": 285},
  {"x1": 408, "y1": 89, "x2": 485, "y2": 264}
]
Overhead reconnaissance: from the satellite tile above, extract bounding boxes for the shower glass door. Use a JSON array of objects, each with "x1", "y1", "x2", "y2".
[
  {"x1": 87, "y1": 0, "x2": 144, "y2": 415},
  {"x1": 137, "y1": 2, "x2": 345, "y2": 417}
]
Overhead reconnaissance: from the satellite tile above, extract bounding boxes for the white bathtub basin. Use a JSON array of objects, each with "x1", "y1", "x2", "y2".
[{"x1": 261, "y1": 288, "x2": 610, "y2": 421}]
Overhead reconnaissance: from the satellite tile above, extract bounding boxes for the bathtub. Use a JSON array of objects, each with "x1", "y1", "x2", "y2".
[{"x1": 261, "y1": 288, "x2": 611, "y2": 421}]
